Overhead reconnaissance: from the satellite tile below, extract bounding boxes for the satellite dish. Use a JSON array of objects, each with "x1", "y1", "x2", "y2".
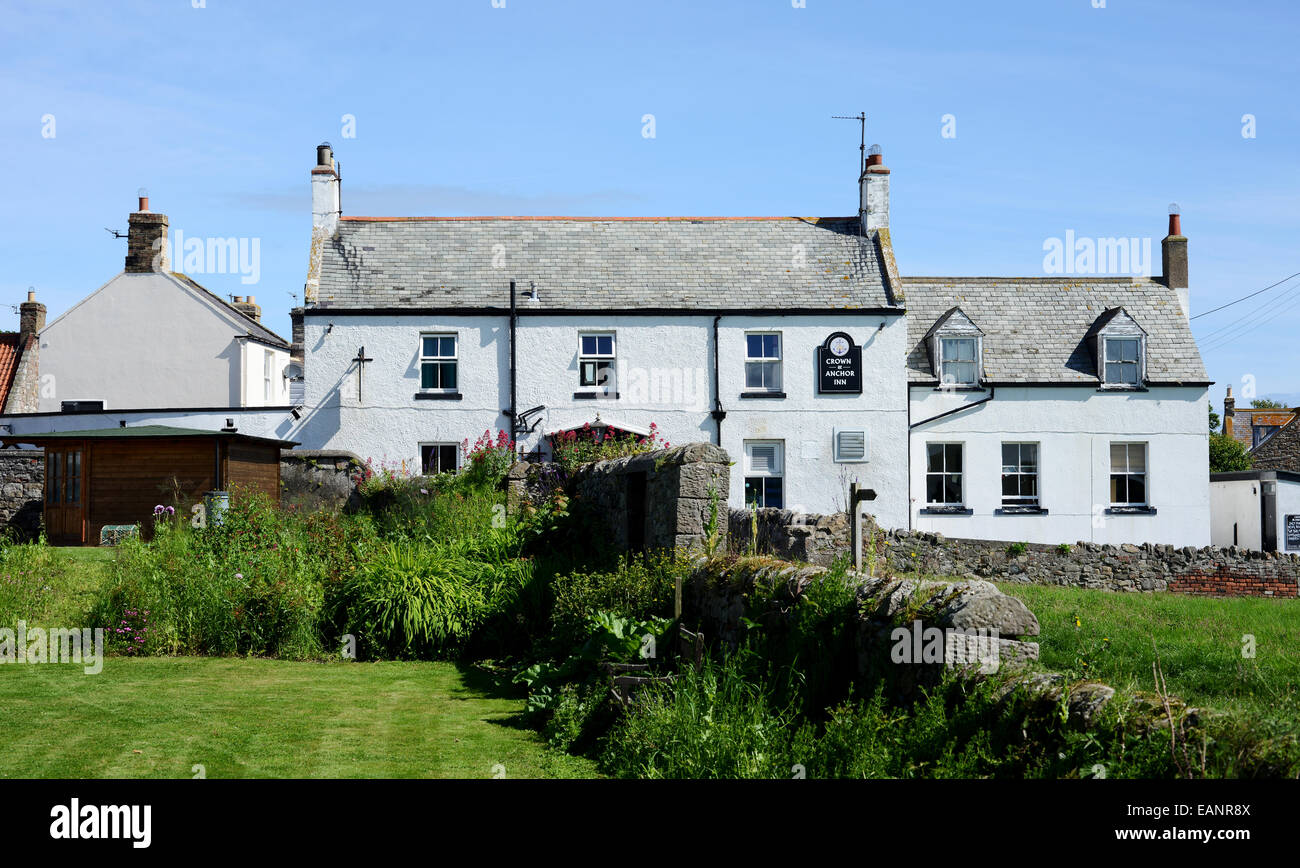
[{"x1": 283, "y1": 362, "x2": 304, "y2": 381}]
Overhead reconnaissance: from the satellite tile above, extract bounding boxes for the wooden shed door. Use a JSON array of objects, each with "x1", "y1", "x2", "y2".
[{"x1": 45, "y1": 448, "x2": 86, "y2": 544}]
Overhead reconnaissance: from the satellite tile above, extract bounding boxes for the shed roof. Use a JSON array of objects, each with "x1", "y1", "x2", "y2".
[{"x1": 4, "y1": 425, "x2": 298, "y2": 449}]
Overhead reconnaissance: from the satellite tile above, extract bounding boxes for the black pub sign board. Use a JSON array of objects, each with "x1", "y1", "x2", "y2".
[
  {"x1": 1286, "y1": 514, "x2": 1300, "y2": 552},
  {"x1": 818, "y1": 332, "x2": 862, "y2": 394}
]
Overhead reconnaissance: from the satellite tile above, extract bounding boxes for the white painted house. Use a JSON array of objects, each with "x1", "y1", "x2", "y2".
[
  {"x1": 20, "y1": 197, "x2": 292, "y2": 417},
  {"x1": 294, "y1": 145, "x2": 910, "y2": 527},
  {"x1": 291, "y1": 143, "x2": 1209, "y2": 545}
]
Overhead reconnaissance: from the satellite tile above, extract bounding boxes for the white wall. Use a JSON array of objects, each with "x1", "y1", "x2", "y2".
[
  {"x1": 909, "y1": 385, "x2": 1211, "y2": 546},
  {"x1": 293, "y1": 312, "x2": 910, "y2": 523},
  {"x1": 39, "y1": 272, "x2": 288, "y2": 412},
  {"x1": 241, "y1": 342, "x2": 291, "y2": 407},
  {"x1": 1210, "y1": 479, "x2": 1261, "y2": 549}
]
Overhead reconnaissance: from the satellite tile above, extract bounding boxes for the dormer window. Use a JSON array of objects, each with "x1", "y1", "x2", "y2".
[
  {"x1": 1088, "y1": 308, "x2": 1147, "y2": 389},
  {"x1": 926, "y1": 307, "x2": 983, "y2": 389},
  {"x1": 940, "y1": 338, "x2": 978, "y2": 387},
  {"x1": 1103, "y1": 337, "x2": 1141, "y2": 386}
]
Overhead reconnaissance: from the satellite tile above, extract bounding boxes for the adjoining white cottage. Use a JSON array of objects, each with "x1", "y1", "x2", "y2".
[
  {"x1": 292, "y1": 143, "x2": 1210, "y2": 545},
  {"x1": 904, "y1": 258, "x2": 1211, "y2": 548},
  {"x1": 1210, "y1": 470, "x2": 1300, "y2": 552}
]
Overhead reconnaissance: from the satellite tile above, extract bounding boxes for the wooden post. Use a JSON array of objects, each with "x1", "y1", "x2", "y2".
[
  {"x1": 849, "y1": 483, "x2": 878, "y2": 576},
  {"x1": 850, "y1": 482, "x2": 862, "y2": 574}
]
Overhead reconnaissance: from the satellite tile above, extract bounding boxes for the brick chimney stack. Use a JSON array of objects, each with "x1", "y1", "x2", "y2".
[
  {"x1": 1162, "y1": 203, "x2": 1189, "y2": 318},
  {"x1": 859, "y1": 144, "x2": 890, "y2": 233},
  {"x1": 19, "y1": 290, "x2": 46, "y2": 339},
  {"x1": 230, "y1": 295, "x2": 261, "y2": 322},
  {"x1": 125, "y1": 192, "x2": 169, "y2": 273},
  {"x1": 1224, "y1": 386, "x2": 1235, "y2": 438}
]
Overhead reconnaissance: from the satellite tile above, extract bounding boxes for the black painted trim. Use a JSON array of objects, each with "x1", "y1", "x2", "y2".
[
  {"x1": 1104, "y1": 506, "x2": 1158, "y2": 515},
  {"x1": 739, "y1": 391, "x2": 786, "y2": 399},
  {"x1": 919, "y1": 507, "x2": 973, "y2": 516},
  {"x1": 995, "y1": 507, "x2": 1049, "y2": 515},
  {"x1": 413, "y1": 392, "x2": 464, "y2": 401},
  {"x1": 573, "y1": 392, "x2": 619, "y2": 400}
]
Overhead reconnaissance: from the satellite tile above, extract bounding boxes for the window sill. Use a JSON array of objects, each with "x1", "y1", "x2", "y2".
[
  {"x1": 1105, "y1": 506, "x2": 1157, "y2": 515},
  {"x1": 919, "y1": 507, "x2": 973, "y2": 516},
  {"x1": 995, "y1": 507, "x2": 1049, "y2": 515},
  {"x1": 1097, "y1": 385, "x2": 1149, "y2": 393},
  {"x1": 573, "y1": 391, "x2": 619, "y2": 400},
  {"x1": 740, "y1": 391, "x2": 786, "y2": 399},
  {"x1": 414, "y1": 392, "x2": 463, "y2": 401},
  {"x1": 931, "y1": 385, "x2": 984, "y2": 392}
]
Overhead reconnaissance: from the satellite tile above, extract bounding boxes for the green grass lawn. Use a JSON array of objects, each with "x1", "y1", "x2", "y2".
[
  {"x1": 0, "y1": 657, "x2": 598, "y2": 779},
  {"x1": 997, "y1": 582, "x2": 1300, "y2": 721}
]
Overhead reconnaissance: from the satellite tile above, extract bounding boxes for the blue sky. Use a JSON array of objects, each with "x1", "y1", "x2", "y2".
[{"x1": 2, "y1": 0, "x2": 1297, "y2": 408}]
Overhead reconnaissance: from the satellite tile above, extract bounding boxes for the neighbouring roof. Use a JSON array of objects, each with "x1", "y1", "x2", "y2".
[
  {"x1": 903, "y1": 277, "x2": 1209, "y2": 385},
  {"x1": 5, "y1": 424, "x2": 298, "y2": 448},
  {"x1": 0, "y1": 333, "x2": 29, "y2": 407},
  {"x1": 1228, "y1": 407, "x2": 1298, "y2": 449},
  {"x1": 315, "y1": 216, "x2": 899, "y2": 311},
  {"x1": 43, "y1": 271, "x2": 290, "y2": 349}
]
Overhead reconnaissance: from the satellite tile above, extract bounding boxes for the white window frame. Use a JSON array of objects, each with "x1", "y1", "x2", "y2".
[
  {"x1": 744, "y1": 332, "x2": 783, "y2": 393},
  {"x1": 1103, "y1": 336, "x2": 1143, "y2": 387},
  {"x1": 578, "y1": 332, "x2": 616, "y2": 392},
  {"x1": 419, "y1": 442, "x2": 460, "y2": 475},
  {"x1": 1000, "y1": 442, "x2": 1040, "y2": 508},
  {"x1": 833, "y1": 428, "x2": 869, "y2": 463},
  {"x1": 939, "y1": 337, "x2": 979, "y2": 387},
  {"x1": 420, "y1": 333, "x2": 458, "y2": 393},
  {"x1": 1109, "y1": 442, "x2": 1149, "y2": 507},
  {"x1": 743, "y1": 440, "x2": 784, "y2": 509},
  {"x1": 263, "y1": 349, "x2": 274, "y2": 402},
  {"x1": 925, "y1": 442, "x2": 965, "y2": 507}
]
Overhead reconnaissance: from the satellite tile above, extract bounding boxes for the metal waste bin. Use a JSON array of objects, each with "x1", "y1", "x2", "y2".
[{"x1": 203, "y1": 490, "x2": 230, "y2": 527}]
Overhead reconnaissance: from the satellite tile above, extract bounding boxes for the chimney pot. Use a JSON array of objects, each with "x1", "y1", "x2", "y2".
[
  {"x1": 317, "y1": 142, "x2": 333, "y2": 167},
  {"x1": 859, "y1": 144, "x2": 890, "y2": 232}
]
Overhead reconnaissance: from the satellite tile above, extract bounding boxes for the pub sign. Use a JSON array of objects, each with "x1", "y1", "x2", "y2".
[{"x1": 818, "y1": 332, "x2": 862, "y2": 394}]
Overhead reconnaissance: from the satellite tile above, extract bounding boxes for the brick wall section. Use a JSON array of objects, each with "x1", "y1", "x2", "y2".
[
  {"x1": 733, "y1": 508, "x2": 1300, "y2": 598},
  {"x1": 1249, "y1": 417, "x2": 1300, "y2": 474},
  {"x1": 0, "y1": 449, "x2": 44, "y2": 540}
]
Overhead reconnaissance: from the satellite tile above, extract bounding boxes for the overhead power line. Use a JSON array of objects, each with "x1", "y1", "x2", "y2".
[{"x1": 1191, "y1": 271, "x2": 1300, "y2": 320}]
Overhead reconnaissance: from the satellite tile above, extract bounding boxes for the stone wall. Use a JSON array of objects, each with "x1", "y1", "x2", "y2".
[
  {"x1": 683, "y1": 555, "x2": 1040, "y2": 699},
  {"x1": 279, "y1": 450, "x2": 365, "y2": 513},
  {"x1": 0, "y1": 449, "x2": 44, "y2": 540},
  {"x1": 569, "y1": 443, "x2": 730, "y2": 553},
  {"x1": 734, "y1": 508, "x2": 1300, "y2": 598}
]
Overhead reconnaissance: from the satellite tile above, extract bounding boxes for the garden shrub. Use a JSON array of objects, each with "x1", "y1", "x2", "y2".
[
  {"x1": 549, "y1": 552, "x2": 682, "y2": 648},
  {"x1": 0, "y1": 539, "x2": 66, "y2": 624}
]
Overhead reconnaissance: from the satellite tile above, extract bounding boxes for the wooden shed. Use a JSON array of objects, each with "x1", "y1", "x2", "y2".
[{"x1": 6, "y1": 425, "x2": 298, "y2": 546}]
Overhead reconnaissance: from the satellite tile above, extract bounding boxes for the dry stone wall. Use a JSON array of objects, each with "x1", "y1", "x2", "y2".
[
  {"x1": 732, "y1": 508, "x2": 1300, "y2": 598},
  {"x1": 0, "y1": 449, "x2": 43, "y2": 540}
]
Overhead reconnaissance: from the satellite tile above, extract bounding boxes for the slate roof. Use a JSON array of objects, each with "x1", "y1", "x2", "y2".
[
  {"x1": 315, "y1": 217, "x2": 898, "y2": 311},
  {"x1": 903, "y1": 277, "x2": 1209, "y2": 385}
]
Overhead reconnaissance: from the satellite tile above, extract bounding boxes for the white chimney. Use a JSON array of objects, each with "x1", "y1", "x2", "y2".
[
  {"x1": 306, "y1": 142, "x2": 341, "y2": 304},
  {"x1": 859, "y1": 144, "x2": 889, "y2": 233}
]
